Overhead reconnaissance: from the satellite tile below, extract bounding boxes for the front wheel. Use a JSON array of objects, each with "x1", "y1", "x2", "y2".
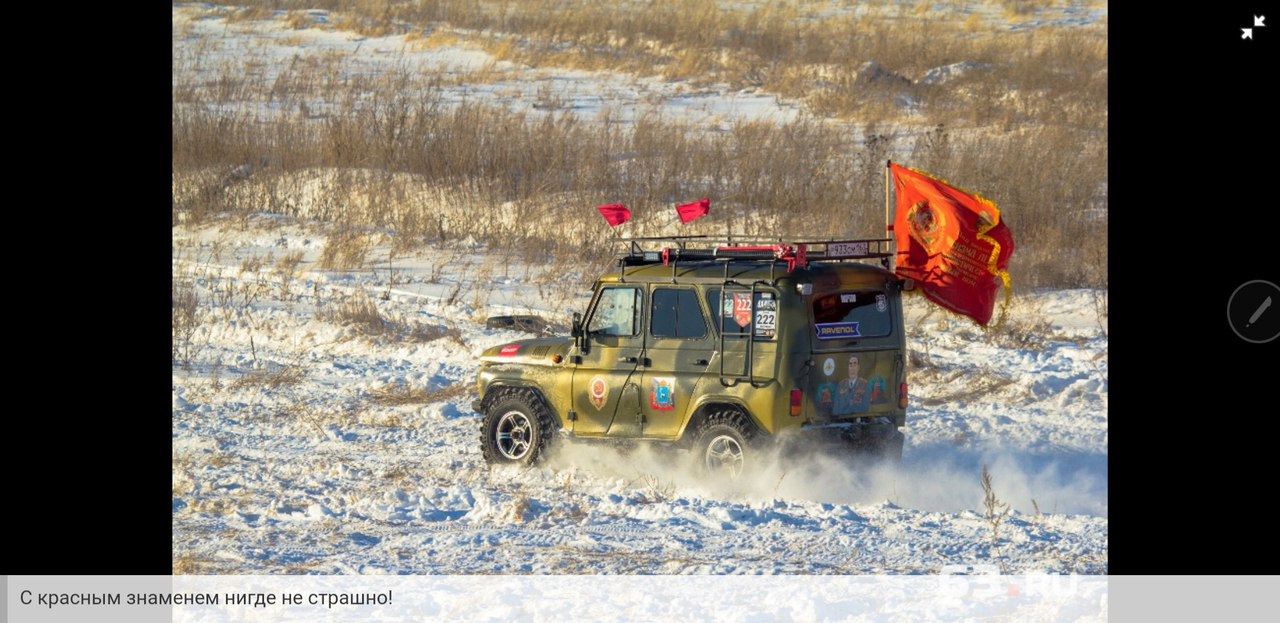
[{"x1": 480, "y1": 390, "x2": 556, "y2": 465}]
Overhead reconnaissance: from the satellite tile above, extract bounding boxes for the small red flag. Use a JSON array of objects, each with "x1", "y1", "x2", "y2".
[
  {"x1": 890, "y1": 163, "x2": 1013, "y2": 326},
  {"x1": 676, "y1": 198, "x2": 710, "y2": 224},
  {"x1": 596, "y1": 204, "x2": 631, "y2": 227}
]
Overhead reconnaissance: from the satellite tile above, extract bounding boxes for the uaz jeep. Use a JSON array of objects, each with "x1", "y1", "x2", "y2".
[{"x1": 473, "y1": 237, "x2": 911, "y2": 478}]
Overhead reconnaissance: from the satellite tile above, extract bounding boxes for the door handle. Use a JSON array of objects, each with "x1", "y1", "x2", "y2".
[
  {"x1": 691, "y1": 359, "x2": 709, "y2": 366},
  {"x1": 618, "y1": 356, "x2": 638, "y2": 363}
]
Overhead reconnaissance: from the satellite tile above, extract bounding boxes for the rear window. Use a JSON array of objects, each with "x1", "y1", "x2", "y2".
[{"x1": 812, "y1": 290, "x2": 892, "y2": 339}]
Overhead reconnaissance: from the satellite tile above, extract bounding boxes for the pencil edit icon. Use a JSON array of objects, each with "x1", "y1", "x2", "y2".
[
  {"x1": 1248, "y1": 296, "x2": 1271, "y2": 327},
  {"x1": 1228, "y1": 281, "x2": 1280, "y2": 344}
]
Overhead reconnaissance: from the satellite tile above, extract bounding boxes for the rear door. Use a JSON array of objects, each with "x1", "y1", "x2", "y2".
[
  {"x1": 808, "y1": 289, "x2": 900, "y2": 420},
  {"x1": 638, "y1": 286, "x2": 715, "y2": 438}
]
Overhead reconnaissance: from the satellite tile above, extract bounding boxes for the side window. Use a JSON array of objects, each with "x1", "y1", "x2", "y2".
[
  {"x1": 588, "y1": 287, "x2": 642, "y2": 337},
  {"x1": 705, "y1": 288, "x2": 777, "y2": 339},
  {"x1": 651, "y1": 288, "x2": 708, "y2": 339}
]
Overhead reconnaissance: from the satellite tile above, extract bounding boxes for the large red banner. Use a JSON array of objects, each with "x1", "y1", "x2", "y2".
[{"x1": 890, "y1": 163, "x2": 1013, "y2": 326}]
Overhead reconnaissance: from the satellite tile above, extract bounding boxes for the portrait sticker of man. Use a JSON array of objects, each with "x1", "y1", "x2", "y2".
[{"x1": 834, "y1": 354, "x2": 870, "y2": 414}]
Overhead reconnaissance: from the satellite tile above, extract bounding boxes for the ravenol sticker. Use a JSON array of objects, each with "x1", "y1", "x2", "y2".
[
  {"x1": 876, "y1": 294, "x2": 887, "y2": 312},
  {"x1": 816, "y1": 322, "x2": 861, "y2": 340},
  {"x1": 650, "y1": 377, "x2": 676, "y2": 411},
  {"x1": 588, "y1": 375, "x2": 608, "y2": 410},
  {"x1": 499, "y1": 344, "x2": 521, "y2": 357},
  {"x1": 823, "y1": 358, "x2": 836, "y2": 376}
]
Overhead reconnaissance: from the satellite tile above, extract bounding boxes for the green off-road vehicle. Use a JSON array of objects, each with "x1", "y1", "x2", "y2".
[{"x1": 473, "y1": 237, "x2": 912, "y2": 478}]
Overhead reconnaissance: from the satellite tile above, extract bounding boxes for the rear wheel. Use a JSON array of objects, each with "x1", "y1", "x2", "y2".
[
  {"x1": 481, "y1": 389, "x2": 556, "y2": 465},
  {"x1": 694, "y1": 410, "x2": 758, "y2": 480}
]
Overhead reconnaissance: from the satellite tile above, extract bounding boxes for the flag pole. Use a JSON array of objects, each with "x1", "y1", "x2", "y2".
[{"x1": 885, "y1": 160, "x2": 893, "y2": 273}]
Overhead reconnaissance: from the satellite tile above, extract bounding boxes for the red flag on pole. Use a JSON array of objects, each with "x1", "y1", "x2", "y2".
[
  {"x1": 596, "y1": 204, "x2": 631, "y2": 227},
  {"x1": 890, "y1": 163, "x2": 1013, "y2": 326},
  {"x1": 676, "y1": 198, "x2": 710, "y2": 224}
]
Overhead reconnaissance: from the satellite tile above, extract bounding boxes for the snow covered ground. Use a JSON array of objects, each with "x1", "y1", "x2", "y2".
[{"x1": 172, "y1": 216, "x2": 1106, "y2": 574}]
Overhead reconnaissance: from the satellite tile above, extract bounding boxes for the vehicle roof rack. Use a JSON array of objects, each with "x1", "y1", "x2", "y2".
[{"x1": 615, "y1": 235, "x2": 892, "y2": 272}]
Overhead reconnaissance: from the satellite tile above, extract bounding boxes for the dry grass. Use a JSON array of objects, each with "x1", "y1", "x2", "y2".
[
  {"x1": 318, "y1": 291, "x2": 465, "y2": 342},
  {"x1": 318, "y1": 228, "x2": 370, "y2": 271},
  {"x1": 504, "y1": 494, "x2": 531, "y2": 524},
  {"x1": 366, "y1": 382, "x2": 434, "y2": 405},
  {"x1": 173, "y1": 281, "x2": 204, "y2": 368},
  {"x1": 230, "y1": 365, "x2": 307, "y2": 390},
  {"x1": 917, "y1": 366, "x2": 1018, "y2": 406},
  {"x1": 177, "y1": 1, "x2": 1107, "y2": 288},
  {"x1": 981, "y1": 296, "x2": 1068, "y2": 349},
  {"x1": 319, "y1": 292, "x2": 386, "y2": 335},
  {"x1": 634, "y1": 474, "x2": 675, "y2": 504},
  {"x1": 981, "y1": 464, "x2": 1012, "y2": 550},
  {"x1": 173, "y1": 554, "x2": 218, "y2": 574},
  {"x1": 404, "y1": 321, "x2": 464, "y2": 344},
  {"x1": 285, "y1": 10, "x2": 316, "y2": 29}
]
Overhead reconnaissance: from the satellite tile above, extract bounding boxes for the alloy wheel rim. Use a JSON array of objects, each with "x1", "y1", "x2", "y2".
[
  {"x1": 705, "y1": 435, "x2": 744, "y2": 478},
  {"x1": 496, "y1": 411, "x2": 534, "y2": 460}
]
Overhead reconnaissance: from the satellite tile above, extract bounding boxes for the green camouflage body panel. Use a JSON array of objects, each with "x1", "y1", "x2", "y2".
[{"x1": 476, "y1": 259, "x2": 907, "y2": 441}]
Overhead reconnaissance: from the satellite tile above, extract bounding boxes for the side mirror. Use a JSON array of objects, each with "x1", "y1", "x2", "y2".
[{"x1": 570, "y1": 312, "x2": 583, "y2": 338}]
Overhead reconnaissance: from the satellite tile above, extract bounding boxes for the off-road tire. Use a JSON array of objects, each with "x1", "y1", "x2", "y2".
[
  {"x1": 480, "y1": 388, "x2": 557, "y2": 465},
  {"x1": 693, "y1": 409, "x2": 759, "y2": 480}
]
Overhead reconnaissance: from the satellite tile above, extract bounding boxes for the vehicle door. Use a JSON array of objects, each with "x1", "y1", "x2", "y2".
[
  {"x1": 571, "y1": 285, "x2": 645, "y2": 436},
  {"x1": 808, "y1": 289, "x2": 901, "y2": 421},
  {"x1": 637, "y1": 285, "x2": 715, "y2": 438}
]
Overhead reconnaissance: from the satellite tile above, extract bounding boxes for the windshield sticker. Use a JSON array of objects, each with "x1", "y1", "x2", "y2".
[
  {"x1": 650, "y1": 377, "x2": 676, "y2": 411},
  {"x1": 588, "y1": 375, "x2": 608, "y2": 410},
  {"x1": 816, "y1": 322, "x2": 861, "y2": 340},
  {"x1": 823, "y1": 357, "x2": 835, "y2": 376},
  {"x1": 876, "y1": 294, "x2": 887, "y2": 312}
]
